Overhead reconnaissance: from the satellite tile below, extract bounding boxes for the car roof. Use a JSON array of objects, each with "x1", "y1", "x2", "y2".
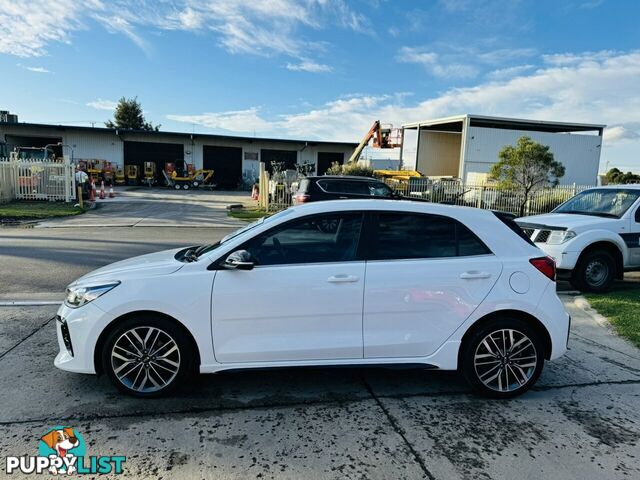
[
  {"x1": 585, "y1": 184, "x2": 640, "y2": 190},
  {"x1": 286, "y1": 198, "x2": 496, "y2": 219},
  {"x1": 304, "y1": 175, "x2": 385, "y2": 182}
]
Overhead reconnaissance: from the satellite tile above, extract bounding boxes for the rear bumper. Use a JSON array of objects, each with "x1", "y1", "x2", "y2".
[{"x1": 535, "y1": 283, "x2": 570, "y2": 360}]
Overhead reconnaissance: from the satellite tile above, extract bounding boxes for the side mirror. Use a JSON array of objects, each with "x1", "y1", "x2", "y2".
[{"x1": 223, "y1": 250, "x2": 255, "y2": 270}]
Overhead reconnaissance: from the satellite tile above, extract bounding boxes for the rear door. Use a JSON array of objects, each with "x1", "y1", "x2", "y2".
[
  {"x1": 627, "y1": 203, "x2": 640, "y2": 266},
  {"x1": 362, "y1": 212, "x2": 502, "y2": 358}
]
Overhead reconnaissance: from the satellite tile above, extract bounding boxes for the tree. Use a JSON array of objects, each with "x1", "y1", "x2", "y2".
[
  {"x1": 605, "y1": 167, "x2": 640, "y2": 184},
  {"x1": 325, "y1": 161, "x2": 375, "y2": 177},
  {"x1": 490, "y1": 136, "x2": 565, "y2": 216},
  {"x1": 105, "y1": 96, "x2": 160, "y2": 131}
]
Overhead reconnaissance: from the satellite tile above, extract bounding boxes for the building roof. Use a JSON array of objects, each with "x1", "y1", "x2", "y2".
[
  {"x1": 403, "y1": 114, "x2": 605, "y2": 134},
  {"x1": 0, "y1": 121, "x2": 358, "y2": 147}
]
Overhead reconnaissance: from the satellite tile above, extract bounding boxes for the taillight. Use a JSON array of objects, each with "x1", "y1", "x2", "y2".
[
  {"x1": 529, "y1": 256, "x2": 556, "y2": 281},
  {"x1": 294, "y1": 194, "x2": 310, "y2": 204}
]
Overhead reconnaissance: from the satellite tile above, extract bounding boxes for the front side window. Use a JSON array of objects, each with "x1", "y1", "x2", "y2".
[
  {"x1": 370, "y1": 212, "x2": 490, "y2": 260},
  {"x1": 368, "y1": 182, "x2": 393, "y2": 197},
  {"x1": 554, "y1": 189, "x2": 640, "y2": 218},
  {"x1": 241, "y1": 213, "x2": 363, "y2": 266}
]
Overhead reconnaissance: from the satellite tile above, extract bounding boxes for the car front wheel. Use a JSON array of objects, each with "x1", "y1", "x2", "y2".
[
  {"x1": 102, "y1": 316, "x2": 193, "y2": 397},
  {"x1": 571, "y1": 250, "x2": 615, "y2": 293},
  {"x1": 461, "y1": 318, "x2": 544, "y2": 398}
]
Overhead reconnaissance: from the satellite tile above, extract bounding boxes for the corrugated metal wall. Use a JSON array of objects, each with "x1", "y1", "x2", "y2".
[{"x1": 464, "y1": 127, "x2": 601, "y2": 185}]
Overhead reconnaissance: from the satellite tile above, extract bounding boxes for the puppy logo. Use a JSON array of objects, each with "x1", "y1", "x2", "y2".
[{"x1": 39, "y1": 427, "x2": 85, "y2": 474}]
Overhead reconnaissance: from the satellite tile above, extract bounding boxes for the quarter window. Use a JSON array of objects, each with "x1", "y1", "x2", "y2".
[
  {"x1": 370, "y1": 213, "x2": 490, "y2": 260},
  {"x1": 241, "y1": 213, "x2": 363, "y2": 266}
]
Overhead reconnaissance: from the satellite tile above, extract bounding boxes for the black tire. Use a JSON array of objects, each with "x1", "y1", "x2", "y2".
[
  {"x1": 570, "y1": 249, "x2": 615, "y2": 293},
  {"x1": 461, "y1": 317, "x2": 545, "y2": 399},
  {"x1": 101, "y1": 315, "x2": 194, "y2": 398}
]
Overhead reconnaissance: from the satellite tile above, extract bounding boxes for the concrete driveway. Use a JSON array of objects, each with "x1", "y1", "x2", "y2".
[
  {"x1": 37, "y1": 188, "x2": 252, "y2": 228},
  {"x1": 0, "y1": 296, "x2": 638, "y2": 479}
]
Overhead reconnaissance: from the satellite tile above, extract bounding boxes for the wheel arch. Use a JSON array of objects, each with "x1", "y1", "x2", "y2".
[
  {"x1": 576, "y1": 241, "x2": 624, "y2": 279},
  {"x1": 459, "y1": 309, "x2": 553, "y2": 364},
  {"x1": 93, "y1": 310, "x2": 201, "y2": 375}
]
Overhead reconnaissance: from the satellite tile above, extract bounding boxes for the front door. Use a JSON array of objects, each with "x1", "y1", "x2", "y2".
[
  {"x1": 211, "y1": 212, "x2": 365, "y2": 363},
  {"x1": 363, "y1": 212, "x2": 502, "y2": 358},
  {"x1": 626, "y1": 203, "x2": 640, "y2": 266}
]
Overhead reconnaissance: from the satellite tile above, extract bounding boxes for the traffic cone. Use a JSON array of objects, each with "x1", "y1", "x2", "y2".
[
  {"x1": 99, "y1": 181, "x2": 106, "y2": 199},
  {"x1": 109, "y1": 185, "x2": 115, "y2": 198},
  {"x1": 89, "y1": 178, "x2": 96, "y2": 201},
  {"x1": 251, "y1": 184, "x2": 259, "y2": 200}
]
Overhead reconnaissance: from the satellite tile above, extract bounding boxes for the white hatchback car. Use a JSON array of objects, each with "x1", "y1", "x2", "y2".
[{"x1": 55, "y1": 200, "x2": 569, "y2": 398}]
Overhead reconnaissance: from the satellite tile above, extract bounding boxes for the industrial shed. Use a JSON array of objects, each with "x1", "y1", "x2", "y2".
[
  {"x1": 401, "y1": 115, "x2": 605, "y2": 185},
  {"x1": 0, "y1": 122, "x2": 356, "y2": 188}
]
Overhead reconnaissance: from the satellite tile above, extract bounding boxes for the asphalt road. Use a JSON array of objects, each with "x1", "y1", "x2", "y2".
[
  {"x1": 0, "y1": 198, "x2": 639, "y2": 478},
  {"x1": 0, "y1": 226, "x2": 237, "y2": 298}
]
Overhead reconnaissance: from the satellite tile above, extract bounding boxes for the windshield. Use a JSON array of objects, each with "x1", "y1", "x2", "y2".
[{"x1": 553, "y1": 189, "x2": 640, "y2": 218}]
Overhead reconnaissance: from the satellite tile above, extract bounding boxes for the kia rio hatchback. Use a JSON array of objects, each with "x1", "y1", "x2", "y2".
[{"x1": 55, "y1": 200, "x2": 570, "y2": 398}]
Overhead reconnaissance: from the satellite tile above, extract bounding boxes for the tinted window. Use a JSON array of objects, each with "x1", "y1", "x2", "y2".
[
  {"x1": 318, "y1": 179, "x2": 369, "y2": 195},
  {"x1": 370, "y1": 213, "x2": 490, "y2": 260},
  {"x1": 368, "y1": 181, "x2": 393, "y2": 197},
  {"x1": 635, "y1": 206, "x2": 640, "y2": 223},
  {"x1": 242, "y1": 213, "x2": 363, "y2": 266}
]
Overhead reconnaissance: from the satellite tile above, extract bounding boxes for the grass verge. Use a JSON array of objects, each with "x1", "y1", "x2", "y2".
[
  {"x1": 228, "y1": 208, "x2": 269, "y2": 221},
  {"x1": 0, "y1": 201, "x2": 85, "y2": 221},
  {"x1": 585, "y1": 285, "x2": 640, "y2": 348}
]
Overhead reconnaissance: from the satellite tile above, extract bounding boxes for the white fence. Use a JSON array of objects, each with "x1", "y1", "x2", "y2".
[
  {"x1": 387, "y1": 178, "x2": 592, "y2": 216},
  {"x1": 257, "y1": 165, "x2": 594, "y2": 216},
  {"x1": 0, "y1": 158, "x2": 76, "y2": 203}
]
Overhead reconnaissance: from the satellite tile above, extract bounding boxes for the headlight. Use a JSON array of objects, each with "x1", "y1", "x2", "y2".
[
  {"x1": 546, "y1": 230, "x2": 576, "y2": 245},
  {"x1": 65, "y1": 282, "x2": 120, "y2": 308}
]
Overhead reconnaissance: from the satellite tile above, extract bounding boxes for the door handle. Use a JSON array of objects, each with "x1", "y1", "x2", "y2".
[
  {"x1": 327, "y1": 274, "x2": 359, "y2": 283},
  {"x1": 459, "y1": 271, "x2": 492, "y2": 279}
]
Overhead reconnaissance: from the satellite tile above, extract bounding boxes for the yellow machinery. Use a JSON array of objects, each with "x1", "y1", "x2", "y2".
[
  {"x1": 125, "y1": 165, "x2": 139, "y2": 185},
  {"x1": 168, "y1": 169, "x2": 215, "y2": 190},
  {"x1": 374, "y1": 169, "x2": 423, "y2": 181},
  {"x1": 114, "y1": 168, "x2": 126, "y2": 185},
  {"x1": 143, "y1": 162, "x2": 157, "y2": 186}
]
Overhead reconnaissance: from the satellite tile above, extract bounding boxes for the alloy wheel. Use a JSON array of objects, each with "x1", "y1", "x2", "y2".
[
  {"x1": 110, "y1": 326, "x2": 181, "y2": 393},
  {"x1": 473, "y1": 329, "x2": 538, "y2": 393}
]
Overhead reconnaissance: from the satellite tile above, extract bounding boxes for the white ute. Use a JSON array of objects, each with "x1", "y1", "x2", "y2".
[{"x1": 517, "y1": 185, "x2": 640, "y2": 292}]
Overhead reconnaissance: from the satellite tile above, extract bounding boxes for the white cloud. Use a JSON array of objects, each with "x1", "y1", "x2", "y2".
[
  {"x1": 0, "y1": 0, "x2": 87, "y2": 57},
  {"x1": 167, "y1": 108, "x2": 273, "y2": 134},
  {"x1": 486, "y1": 65, "x2": 535, "y2": 80},
  {"x1": 604, "y1": 125, "x2": 640, "y2": 143},
  {"x1": 397, "y1": 47, "x2": 478, "y2": 78},
  {"x1": 17, "y1": 64, "x2": 51, "y2": 73},
  {"x1": 86, "y1": 99, "x2": 118, "y2": 110},
  {"x1": 0, "y1": 0, "x2": 363, "y2": 69},
  {"x1": 286, "y1": 60, "x2": 332, "y2": 73},
  {"x1": 398, "y1": 45, "x2": 536, "y2": 79}
]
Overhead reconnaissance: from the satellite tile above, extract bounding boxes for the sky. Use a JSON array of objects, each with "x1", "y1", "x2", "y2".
[{"x1": 1, "y1": 0, "x2": 639, "y2": 171}]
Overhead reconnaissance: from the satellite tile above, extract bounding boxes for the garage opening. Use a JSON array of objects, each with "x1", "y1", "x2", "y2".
[
  {"x1": 261, "y1": 149, "x2": 297, "y2": 173},
  {"x1": 203, "y1": 145, "x2": 242, "y2": 189},
  {"x1": 5, "y1": 135, "x2": 63, "y2": 158},
  {"x1": 317, "y1": 152, "x2": 344, "y2": 175},
  {"x1": 404, "y1": 121, "x2": 463, "y2": 178},
  {"x1": 123, "y1": 141, "x2": 183, "y2": 183}
]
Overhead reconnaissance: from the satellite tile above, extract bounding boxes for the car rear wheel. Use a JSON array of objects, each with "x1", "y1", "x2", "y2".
[
  {"x1": 571, "y1": 250, "x2": 615, "y2": 293},
  {"x1": 102, "y1": 315, "x2": 193, "y2": 397},
  {"x1": 461, "y1": 318, "x2": 544, "y2": 398}
]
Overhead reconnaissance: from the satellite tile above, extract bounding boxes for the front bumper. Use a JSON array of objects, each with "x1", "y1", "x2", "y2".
[
  {"x1": 54, "y1": 302, "x2": 107, "y2": 374},
  {"x1": 535, "y1": 243, "x2": 581, "y2": 271}
]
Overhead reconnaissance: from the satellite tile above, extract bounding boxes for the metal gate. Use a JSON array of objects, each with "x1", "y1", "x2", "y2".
[{"x1": 0, "y1": 158, "x2": 75, "y2": 202}]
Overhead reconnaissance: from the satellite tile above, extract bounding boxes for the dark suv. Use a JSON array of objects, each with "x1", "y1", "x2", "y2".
[{"x1": 293, "y1": 176, "x2": 398, "y2": 204}]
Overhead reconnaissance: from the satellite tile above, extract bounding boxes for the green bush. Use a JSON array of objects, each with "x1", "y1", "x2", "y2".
[{"x1": 325, "y1": 161, "x2": 375, "y2": 177}]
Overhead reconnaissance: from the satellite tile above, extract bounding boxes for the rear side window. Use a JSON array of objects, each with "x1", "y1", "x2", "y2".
[
  {"x1": 368, "y1": 181, "x2": 393, "y2": 197},
  {"x1": 369, "y1": 212, "x2": 491, "y2": 260},
  {"x1": 495, "y1": 212, "x2": 536, "y2": 246},
  {"x1": 318, "y1": 179, "x2": 370, "y2": 195}
]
